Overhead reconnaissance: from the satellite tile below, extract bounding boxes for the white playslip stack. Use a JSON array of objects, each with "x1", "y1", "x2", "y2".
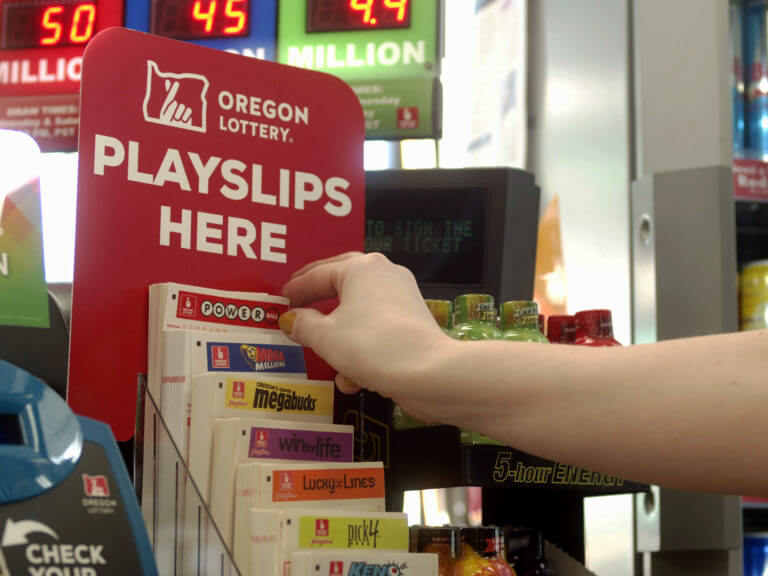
[{"x1": 145, "y1": 281, "x2": 436, "y2": 576}]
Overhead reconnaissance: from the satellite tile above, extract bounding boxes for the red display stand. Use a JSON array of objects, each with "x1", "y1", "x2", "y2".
[{"x1": 68, "y1": 29, "x2": 364, "y2": 440}]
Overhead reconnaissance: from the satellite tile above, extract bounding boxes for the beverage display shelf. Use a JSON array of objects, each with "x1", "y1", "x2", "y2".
[
  {"x1": 390, "y1": 425, "x2": 649, "y2": 495},
  {"x1": 743, "y1": 496, "x2": 768, "y2": 510}
]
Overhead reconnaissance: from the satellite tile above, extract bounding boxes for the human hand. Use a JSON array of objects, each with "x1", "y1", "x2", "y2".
[
  {"x1": 159, "y1": 80, "x2": 194, "y2": 126},
  {"x1": 280, "y1": 252, "x2": 453, "y2": 413}
]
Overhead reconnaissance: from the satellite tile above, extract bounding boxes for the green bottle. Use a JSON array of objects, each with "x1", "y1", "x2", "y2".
[
  {"x1": 425, "y1": 299, "x2": 453, "y2": 332},
  {"x1": 449, "y1": 294, "x2": 503, "y2": 444},
  {"x1": 450, "y1": 294, "x2": 503, "y2": 341},
  {"x1": 501, "y1": 301, "x2": 549, "y2": 343},
  {"x1": 392, "y1": 299, "x2": 454, "y2": 430}
]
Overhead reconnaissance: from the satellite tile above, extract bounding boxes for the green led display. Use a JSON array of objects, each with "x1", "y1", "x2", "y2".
[{"x1": 278, "y1": 0, "x2": 441, "y2": 139}]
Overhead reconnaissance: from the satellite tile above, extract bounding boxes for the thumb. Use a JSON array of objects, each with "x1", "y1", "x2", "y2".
[
  {"x1": 280, "y1": 309, "x2": 363, "y2": 395},
  {"x1": 335, "y1": 373, "x2": 362, "y2": 395},
  {"x1": 278, "y1": 308, "x2": 328, "y2": 350}
]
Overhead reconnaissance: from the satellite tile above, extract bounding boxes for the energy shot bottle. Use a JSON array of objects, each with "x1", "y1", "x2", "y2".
[
  {"x1": 458, "y1": 527, "x2": 515, "y2": 576},
  {"x1": 500, "y1": 301, "x2": 548, "y2": 343},
  {"x1": 574, "y1": 310, "x2": 621, "y2": 347},
  {"x1": 450, "y1": 294, "x2": 502, "y2": 444},
  {"x1": 426, "y1": 299, "x2": 454, "y2": 332},
  {"x1": 411, "y1": 526, "x2": 461, "y2": 576},
  {"x1": 450, "y1": 294, "x2": 503, "y2": 341},
  {"x1": 547, "y1": 315, "x2": 576, "y2": 344},
  {"x1": 392, "y1": 299, "x2": 453, "y2": 430}
]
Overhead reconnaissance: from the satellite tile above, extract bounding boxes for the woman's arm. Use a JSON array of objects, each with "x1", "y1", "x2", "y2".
[{"x1": 280, "y1": 252, "x2": 768, "y2": 495}]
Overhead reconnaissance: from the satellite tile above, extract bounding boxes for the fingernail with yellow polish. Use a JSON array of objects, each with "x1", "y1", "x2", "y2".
[
  {"x1": 279, "y1": 311, "x2": 296, "y2": 335},
  {"x1": 338, "y1": 376, "x2": 362, "y2": 394}
]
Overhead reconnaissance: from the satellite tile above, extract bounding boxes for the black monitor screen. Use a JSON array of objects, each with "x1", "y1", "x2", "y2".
[
  {"x1": 365, "y1": 188, "x2": 486, "y2": 285},
  {"x1": 0, "y1": 413, "x2": 23, "y2": 445}
]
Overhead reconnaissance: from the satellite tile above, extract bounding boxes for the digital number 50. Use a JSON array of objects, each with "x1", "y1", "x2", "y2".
[{"x1": 41, "y1": 3, "x2": 96, "y2": 46}]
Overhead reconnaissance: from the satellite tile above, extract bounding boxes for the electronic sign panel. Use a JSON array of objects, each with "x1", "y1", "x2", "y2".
[
  {"x1": 126, "y1": 0, "x2": 276, "y2": 60},
  {"x1": 0, "y1": 0, "x2": 124, "y2": 150},
  {"x1": 278, "y1": 0, "x2": 441, "y2": 139}
]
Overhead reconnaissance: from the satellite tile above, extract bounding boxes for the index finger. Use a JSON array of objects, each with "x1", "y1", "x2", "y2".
[{"x1": 283, "y1": 260, "x2": 349, "y2": 307}]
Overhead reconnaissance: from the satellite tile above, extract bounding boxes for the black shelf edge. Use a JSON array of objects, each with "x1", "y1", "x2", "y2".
[{"x1": 390, "y1": 426, "x2": 649, "y2": 495}]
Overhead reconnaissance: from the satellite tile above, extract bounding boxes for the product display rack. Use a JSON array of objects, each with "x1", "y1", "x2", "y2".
[
  {"x1": 337, "y1": 389, "x2": 649, "y2": 566},
  {"x1": 390, "y1": 425, "x2": 649, "y2": 495},
  {"x1": 135, "y1": 375, "x2": 240, "y2": 576},
  {"x1": 390, "y1": 424, "x2": 649, "y2": 565}
]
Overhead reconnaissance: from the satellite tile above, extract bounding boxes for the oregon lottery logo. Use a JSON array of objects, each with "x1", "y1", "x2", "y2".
[
  {"x1": 142, "y1": 60, "x2": 311, "y2": 143},
  {"x1": 254, "y1": 429, "x2": 269, "y2": 447},
  {"x1": 211, "y1": 345, "x2": 231, "y2": 369},
  {"x1": 279, "y1": 471, "x2": 295, "y2": 491},
  {"x1": 240, "y1": 345, "x2": 287, "y2": 370},
  {"x1": 329, "y1": 561, "x2": 344, "y2": 575},
  {"x1": 233, "y1": 381, "x2": 245, "y2": 399},
  {"x1": 179, "y1": 294, "x2": 198, "y2": 317},
  {"x1": 315, "y1": 519, "x2": 329, "y2": 537},
  {"x1": 347, "y1": 563, "x2": 405, "y2": 576},
  {"x1": 82, "y1": 474, "x2": 110, "y2": 498},
  {"x1": 143, "y1": 60, "x2": 209, "y2": 133},
  {"x1": 81, "y1": 475, "x2": 118, "y2": 514},
  {"x1": 397, "y1": 106, "x2": 418, "y2": 130}
]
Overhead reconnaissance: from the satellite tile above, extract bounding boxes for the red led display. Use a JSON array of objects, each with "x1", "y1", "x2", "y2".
[
  {"x1": 307, "y1": 0, "x2": 411, "y2": 32},
  {"x1": 1, "y1": 0, "x2": 99, "y2": 49},
  {"x1": 151, "y1": 0, "x2": 250, "y2": 40}
]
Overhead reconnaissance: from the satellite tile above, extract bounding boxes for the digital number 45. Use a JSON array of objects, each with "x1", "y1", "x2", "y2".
[{"x1": 192, "y1": 0, "x2": 247, "y2": 35}]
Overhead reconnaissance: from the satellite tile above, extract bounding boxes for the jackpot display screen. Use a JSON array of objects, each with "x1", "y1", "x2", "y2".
[
  {"x1": 151, "y1": 0, "x2": 250, "y2": 40},
  {"x1": 1, "y1": 0, "x2": 99, "y2": 49},
  {"x1": 306, "y1": 0, "x2": 410, "y2": 33}
]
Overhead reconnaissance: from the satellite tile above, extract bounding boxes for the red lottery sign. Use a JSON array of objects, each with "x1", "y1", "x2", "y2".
[
  {"x1": 733, "y1": 158, "x2": 768, "y2": 202},
  {"x1": 68, "y1": 29, "x2": 364, "y2": 440}
]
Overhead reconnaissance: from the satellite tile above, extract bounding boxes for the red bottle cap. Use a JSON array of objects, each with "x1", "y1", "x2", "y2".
[
  {"x1": 574, "y1": 309, "x2": 621, "y2": 346},
  {"x1": 547, "y1": 315, "x2": 576, "y2": 344}
]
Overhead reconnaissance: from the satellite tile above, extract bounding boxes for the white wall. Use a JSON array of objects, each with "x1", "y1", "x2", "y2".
[
  {"x1": 633, "y1": 0, "x2": 732, "y2": 177},
  {"x1": 528, "y1": 2, "x2": 634, "y2": 575},
  {"x1": 39, "y1": 152, "x2": 78, "y2": 283},
  {"x1": 438, "y1": 1, "x2": 476, "y2": 168},
  {"x1": 528, "y1": 0, "x2": 633, "y2": 345}
]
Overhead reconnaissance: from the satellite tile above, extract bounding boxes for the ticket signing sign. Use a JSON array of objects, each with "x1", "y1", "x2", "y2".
[{"x1": 68, "y1": 29, "x2": 364, "y2": 440}]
